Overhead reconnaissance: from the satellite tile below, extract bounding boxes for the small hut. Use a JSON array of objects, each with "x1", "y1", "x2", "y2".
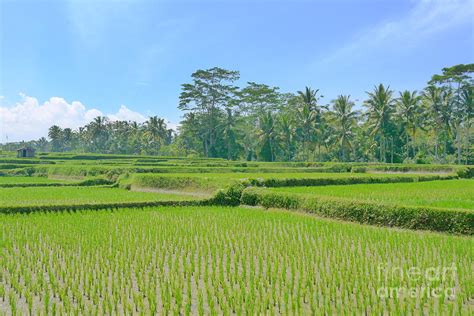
[{"x1": 17, "y1": 147, "x2": 36, "y2": 158}]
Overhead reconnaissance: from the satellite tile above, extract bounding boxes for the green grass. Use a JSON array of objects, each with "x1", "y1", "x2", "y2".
[
  {"x1": 1, "y1": 206, "x2": 472, "y2": 314},
  {"x1": 0, "y1": 176, "x2": 73, "y2": 184},
  {"x1": 269, "y1": 179, "x2": 474, "y2": 210},
  {"x1": 125, "y1": 172, "x2": 451, "y2": 193},
  {"x1": 0, "y1": 186, "x2": 196, "y2": 207}
]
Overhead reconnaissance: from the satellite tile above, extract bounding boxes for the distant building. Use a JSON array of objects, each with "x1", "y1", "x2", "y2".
[{"x1": 17, "y1": 147, "x2": 36, "y2": 158}]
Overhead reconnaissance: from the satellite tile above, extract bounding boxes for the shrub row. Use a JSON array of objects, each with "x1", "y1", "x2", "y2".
[
  {"x1": 0, "y1": 199, "x2": 207, "y2": 214},
  {"x1": 366, "y1": 164, "x2": 464, "y2": 174},
  {"x1": 246, "y1": 174, "x2": 458, "y2": 187},
  {"x1": 0, "y1": 159, "x2": 55, "y2": 165},
  {"x1": 456, "y1": 166, "x2": 474, "y2": 178},
  {"x1": 128, "y1": 174, "x2": 214, "y2": 190},
  {"x1": 240, "y1": 188, "x2": 474, "y2": 235},
  {"x1": 0, "y1": 177, "x2": 114, "y2": 188}
]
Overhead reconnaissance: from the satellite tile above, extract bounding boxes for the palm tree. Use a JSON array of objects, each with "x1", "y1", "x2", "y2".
[
  {"x1": 278, "y1": 113, "x2": 296, "y2": 161},
  {"x1": 364, "y1": 84, "x2": 395, "y2": 162},
  {"x1": 222, "y1": 108, "x2": 239, "y2": 160},
  {"x1": 48, "y1": 125, "x2": 63, "y2": 152},
  {"x1": 297, "y1": 87, "x2": 322, "y2": 159},
  {"x1": 297, "y1": 87, "x2": 319, "y2": 111},
  {"x1": 329, "y1": 95, "x2": 358, "y2": 161},
  {"x1": 144, "y1": 116, "x2": 167, "y2": 153},
  {"x1": 36, "y1": 137, "x2": 48, "y2": 152},
  {"x1": 256, "y1": 111, "x2": 276, "y2": 161},
  {"x1": 423, "y1": 86, "x2": 454, "y2": 162},
  {"x1": 396, "y1": 90, "x2": 421, "y2": 160},
  {"x1": 129, "y1": 121, "x2": 142, "y2": 154},
  {"x1": 86, "y1": 116, "x2": 109, "y2": 152},
  {"x1": 458, "y1": 85, "x2": 473, "y2": 163}
]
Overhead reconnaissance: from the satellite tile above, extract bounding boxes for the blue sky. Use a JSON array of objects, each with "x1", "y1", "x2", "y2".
[{"x1": 0, "y1": 0, "x2": 473, "y2": 141}]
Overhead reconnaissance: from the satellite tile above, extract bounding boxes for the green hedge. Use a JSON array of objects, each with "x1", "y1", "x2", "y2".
[
  {"x1": 366, "y1": 164, "x2": 472, "y2": 176},
  {"x1": 0, "y1": 177, "x2": 113, "y2": 188},
  {"x1": 129, "y1": 174, "x2": 216, "y2": 190},
  {"x1": 248, "y1": 174, "x2": 458, "y2": 187},
  {"x1": 208, "y1": 183, "x2": 246, "y2": 206},
  {"x1": 240, "y1": 188, "x2": 474, "y2": 235},
  {"x1": 0, "y1": 200, "x2": 207, "y2": 214},
  {"x1": 456, "y1": 166, "x2": 474, "y2": 178}
]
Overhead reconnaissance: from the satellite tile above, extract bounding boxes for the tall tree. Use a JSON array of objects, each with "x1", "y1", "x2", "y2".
[
  {"x1": 222, "y1": 108, "x2": 241, "y2": 160},
  {"x1": 423, "y1": 86, "x2": 454, "y2": 162},
  {"x1": 395, "y1": 90, "x2": 422, "y2": 160},
  {"x1": 86, "y1": 116, "x2": 109, "y2": 153},
  {"x1": 48, "y1": 125, "x2": 63, "y2": 152},
  {"x1": 295, "y1": 87, "x2": 321, "y2": 160},
  {"x1": 144, "y1": 116, "x2": 167, "y2": 154},
  {"x1": 364, "y1": 84, "x2": 395, "y2": 162},
  {"x1": 329, "y1": 95, "x2": 358, "y2": 161},
  {"x1": 278, "y1": 113, "x2": 296, "y2": 161},
  {"x1": 429, "y1": 64, "x2": 474, "y2": 163},
  {"x1": 179, "y1": 67, "x2": 240, "y2": 157},
  {"x1": 256, "y1": 111, "x2": 276, "y2": 161},
  {"x1": 458, "y1": 84, "x2": 473, "y2": 163}
]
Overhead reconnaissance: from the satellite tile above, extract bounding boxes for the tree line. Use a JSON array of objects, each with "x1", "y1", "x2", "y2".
[
  {"x1": 3, "y1": 116, "x2": 174, "y2": 156},
  {"x1": 4, "y1": 64, "x2": 473, "y2": 164}
]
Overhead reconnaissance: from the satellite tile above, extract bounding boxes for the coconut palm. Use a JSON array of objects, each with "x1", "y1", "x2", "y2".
[
  {"x1": 86, "y1": 116, "x2": 109, "y2": 152},
  {"x1": 364, "y1": 84, "x2": 395, "y2": 162},
  {"x1": 144, "y1": 116, "x2": 167, "y2": 153},
  {"x1": 296, "y1": 87, "x2": 323, "y2": 159},
  {"x1": 278, "y1": 113, "x2": 296, "y2": 161},
  {"x1": 457, "y1": 84, "x2": 473, "y2": 163},
  {"x1": 329, "y1": 95, "x2": 358, "y2": 161},
  {"x1": 297, "y1": 87, "x2": 319, "y2": 111},
  {"x1": 396, "y1": 90, "x2": 422, "y2": 159},
  {"x1": 256, "y1": 111, "x2": 276, "y2": 161},
  {"x1": 423, "y1": 86, "x2": 454, "y2": 161},
  {"x1": 48, "y1": 125, "x2": 63, "y2": 152}
]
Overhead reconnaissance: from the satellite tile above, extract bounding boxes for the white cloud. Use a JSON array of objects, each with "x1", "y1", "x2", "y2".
[
  {"x1": 0, "y1": 94, "x2": 151, "y2": 142},
  {"x1": 316, "y1": 0, "x2": 473, "y2": 66},
  {"x1": 108, "y1": 105, "x2": 147, "y2": 123}
]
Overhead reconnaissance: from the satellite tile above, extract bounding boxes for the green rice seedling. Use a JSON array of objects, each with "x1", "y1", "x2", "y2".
[
  {"x1": 1, "y1": 206, "x2": 472, "y2": 314},
  {"x1": 0, "y1": 186, "x2": 201, "y2": 208},
  {"x1": 268, "y1": 179, "x2": 474, "y2": 210}
]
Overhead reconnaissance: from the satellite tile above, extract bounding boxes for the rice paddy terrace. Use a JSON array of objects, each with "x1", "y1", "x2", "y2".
[{"x1": 0, "y1": 152, "x2": 473, "y2": 314}]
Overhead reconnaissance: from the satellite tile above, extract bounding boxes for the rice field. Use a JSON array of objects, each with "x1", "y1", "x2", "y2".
[
  {"x1": 0, "y1": 177, "x2": 74, "y2": 185},
  {"x1": 269, "y1": 179, "x2": 474, "y2": 210},
  {"x1": 1, "y1": 206, "x2": 473, "y2": 315},
  {"x1": 124, "y1": 171, "x2": 453, "y2": 193},
  {"x1": 0, "y1": 186, "x2": 196, "y2": 207},
  {"x1": 0, "y1": 153, "x2": 472, "y2": 314}
]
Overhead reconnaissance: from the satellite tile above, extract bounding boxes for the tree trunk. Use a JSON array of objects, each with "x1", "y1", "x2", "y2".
[
  {"x1": 456, "y1": 126, "x2": 461, "y2": 165},
  {"x1": 390, "y1": 137, "x2": 394, "y2": 164},
  {"x1": 443, "y1": 134, "x2": 447, "y2": 163},
  {"x1": 406, "y1": 134, "x2": 410, "y2": 161},
  {"x1": 380, "y1": 135, "x2": 386, "y2": 163},
  {"x1": 412, "y1": 128, "x2": 417, "y2": 159}
]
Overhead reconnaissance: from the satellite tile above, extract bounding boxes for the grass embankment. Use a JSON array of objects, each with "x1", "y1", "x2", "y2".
[
  {"x1": 240, "y1": 180, "x2": 474, "y2": 235},
  {"x1": 0, "y1": 176, "x2": 112, "y2": 188},
  {"x1": 122, "y1": 172, "x2": 458, "y2": 194},
  {"x1": 6, "y1": 156, "x2": 471, "y2": 179},
  {"x1": 1, "y1": 206, "x2": 472, "y2": 315},
  {"x1": 0, "y1": 176, "x2": 73, "y2": 185},
  {"x1": 0, "y1": 187, "x2": 202, "y2": 213},
  {"x1": 268, "y1": 180, "x2": 474, "y2": 210}
]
